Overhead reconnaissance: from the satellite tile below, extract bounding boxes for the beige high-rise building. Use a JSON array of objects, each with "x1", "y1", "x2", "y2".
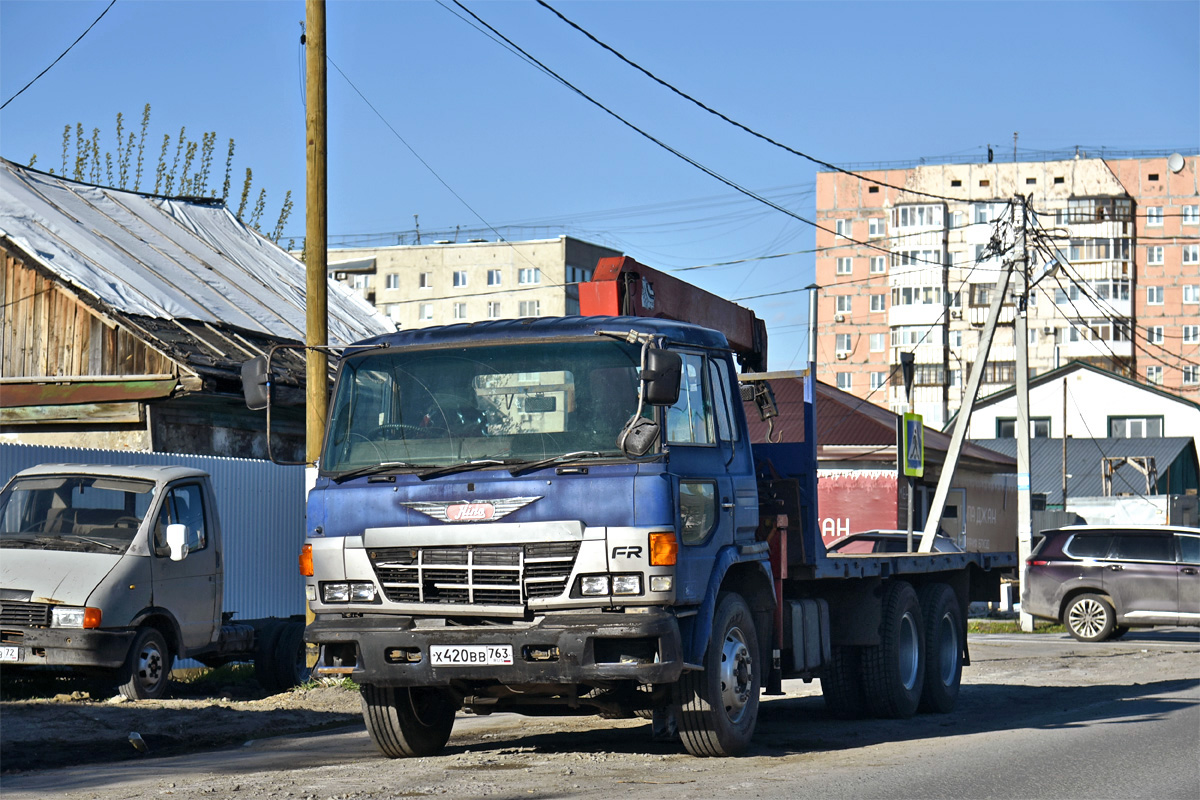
[
  {"x1": 815, "y1": 153, "x2": 1199, "y2": 430},
  {"x1": 326, "y1": 236, "x2": 622, "y2": 330}
]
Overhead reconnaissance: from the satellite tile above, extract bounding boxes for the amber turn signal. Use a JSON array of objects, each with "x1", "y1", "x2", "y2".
[
  {"x1": 299, "y1": 544, "x2": 314, "y2": 576},
  {"x1": 649, "y1": 531, "x2": 678, "y2": 566},
  {"x1": 82, "y1": 607, "x2": 103, "y2": 628}
]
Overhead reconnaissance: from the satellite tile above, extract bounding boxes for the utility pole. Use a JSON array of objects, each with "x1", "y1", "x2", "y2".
[
  {"x1": 1013, "y1": 195, "x2": 1034, "y2": 631},
  {"x1": 305, "y1": 0, "x2": 328, "y2": 466}
]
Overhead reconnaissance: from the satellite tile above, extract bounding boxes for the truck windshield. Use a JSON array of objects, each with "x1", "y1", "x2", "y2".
[
  {"x1": 322, "y1": 338, "x2": 647, "y2": 475},
  {"x1": 0, "y1": 475, "x2": 155, "y2": 553}
]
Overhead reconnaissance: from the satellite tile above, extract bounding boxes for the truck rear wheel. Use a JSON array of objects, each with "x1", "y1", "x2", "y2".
[
  {"x1": 361, "y1": 684, "x2": 456, "y2": 758},
  {"x1": 917, "y1": 583, "x2": 962, "y2": 714},
  {"x1": 118, "y1": 627, "x2": 173, "y2": 700},
  {"x1": 821, "y1": 645, "x2": 866, "y2": 718},
  {"x1": 254, "y1": 620, "x2": 285, "y2": 693},
  {"x1": 861, "y1": 580, "x2": 924, "y2": 719},
  {"x1": 672, "y1": 592, "x2": 760, "y2": 757}
]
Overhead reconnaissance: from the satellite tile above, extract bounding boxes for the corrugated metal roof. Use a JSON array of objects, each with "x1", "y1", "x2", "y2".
[
  {"x1": 0, "y1": 158, "x2": 391, "y2": 348},
  {"x1": 972, "y1": 437, "x2": 1198, "y2": 503}
]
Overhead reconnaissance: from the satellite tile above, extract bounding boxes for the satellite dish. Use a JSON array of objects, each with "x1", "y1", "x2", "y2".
[{"x1": 1167, "y1": 153, "x2": 1185, "y2": 174}]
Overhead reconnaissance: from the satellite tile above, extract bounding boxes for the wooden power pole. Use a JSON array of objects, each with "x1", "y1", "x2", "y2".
[{"x1": 305, "y1": 0, "x2": 328, "y2": 465}]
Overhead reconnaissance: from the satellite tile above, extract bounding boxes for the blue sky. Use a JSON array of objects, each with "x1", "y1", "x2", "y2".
[{"x1": 2, "y1": 1, "x2": 1197, "y2": 369}]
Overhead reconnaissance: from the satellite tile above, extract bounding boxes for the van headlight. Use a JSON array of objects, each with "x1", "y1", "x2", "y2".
[{"x1": 52, "y1": 607, "x2": 101, "y2": 628}]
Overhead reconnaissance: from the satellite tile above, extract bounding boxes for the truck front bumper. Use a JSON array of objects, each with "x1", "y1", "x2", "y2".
[
  {"x1": 2, "y1": 627, "x2": 134, "y2": 670},
  {"x1": 307, "y1": 609, "x2": 685, "y2": 687}
]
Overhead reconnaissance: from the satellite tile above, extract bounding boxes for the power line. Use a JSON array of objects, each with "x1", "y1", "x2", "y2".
[
  {"x1": 1, "y1": 0, "x2": 118, "y2": 111},
  {"x1": 536, "y1": 0, "x2": 975, "y2": 206},
  {"x1": 448, "y1": 1, "x2": 950, "y2": 273}
]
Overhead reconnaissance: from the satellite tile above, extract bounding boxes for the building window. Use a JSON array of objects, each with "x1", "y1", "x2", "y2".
[
  {"x1": 950, "y1": 330, "x2": 963, "y2": 347},
  {"x1": 996, "y1": 417, "x2": 1051, "y2": 438},
  {"x1": 487, "y1": 301, "x2": 501, "y2": 318},
  {"x1": 868, "y1": 218, "x2": 886, "y2": 238},
  {"x1": 970, "y1": 283, "x2": 996, "y2": 307},
  {"x1": 385, "y1": 273, "x2": 399, "y2": 289},
  {"x1": 1183, "y1": 205, "x2": 1199, "y2": 225},
  {"x1": 1185, "y1": 365, "x2": 1200, "y2": 385},
  {"x1": 1145, "y1": 207, "x2": 1163, "y2": 227},
  {"x1": 835, "y1": 372, "x2": 852, "y2": 390},
  {"x1": 974, "y1": 204, "x2": 990, "y2": 224},
  {"x1": 1110, "y1": 416, "x2": 1163, "y2": 437},
  {"x1": 1149, "y1": 326, "x2": 1164, "y2": 345},
  {"x1": 1146, "y1": 365, "x2": 1163, "y2": 385},
  {"x1": 981, "y1": 361, "x2": 1015, "y2": 384},
  {"x1": 519, "y1": 268, "x2": 540, "y2": 285},
  {"x1": 1185, "y1": 285, "x2": 1200, "y2": 304},
  {"x1": 1029, "y1": 328, "x2": 1038, "y2": 345},
  {"x1": 519, "y1": 299, "x2": 541, "y2": 316},
  {"x1": 835, "y1": 219, "x2": 852, "y2": 238},
  {"x1": 419, "y1": 272, "x2": 432, "y2": 289},
  {"x1": 836, "y1": 295, "x2": 852, "y2": 314},
  {"x1": 418, "y1": 303, "x2": 432, "y2": 320},
  {"x1": 870, "y1": 371, "x2": 888, "y2": 390},
  {"x1": 1184, "y1": 325, "x2": 1199, "y2": 345},
  {"x1": 893, "y1": 205, "x2": 944, "y2": 228},
  {"x1": 835, "y1": 333, "x2": 852, "y2": 353},
  {"x1": 452, "y1": 270, "x2": 468, "y2": 288},
  {"x1": 870, "y1": 294, "x2": 886, "y2": 312},
  {"x1": 1146, "y1": 285, "x2": 1164, "y2": 305},
  {"x1": 870, "y1": 256, "x2": 886, "y2": 274},
  {"x1": 1184, "y1": 245, "x2": 1200, "y2": 265},
  {"x1": 836, "y1": 257, "x2": 853, "y2": 275},
  {"x1": 870, "y1": 333, "x2": 886, "y2": 352},
  {"x1": 452, "y1": 302, "x2": 467, "y2": 319},
  {"x1": 487, "y1": 269, "x2": 502, "y2": 286}
]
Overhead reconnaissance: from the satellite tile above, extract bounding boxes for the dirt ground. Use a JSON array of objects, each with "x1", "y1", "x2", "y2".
[
  {"x1": 2, "y1": 630, "x2": 1198, "y2": 782},
  {"x1": 0, "y1": 674, "x2": 363, "y2": 773}
]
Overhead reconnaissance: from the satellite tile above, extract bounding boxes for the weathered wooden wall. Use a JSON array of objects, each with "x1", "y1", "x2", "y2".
[{"x1": 1, "y1": 248, "x2": 174, "y2": 378}]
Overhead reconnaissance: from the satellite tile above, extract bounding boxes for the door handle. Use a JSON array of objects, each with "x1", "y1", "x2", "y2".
[
  {"x1": 1107, "y1": 564, "x2": 1123, "y2": 571},
  {"x1": 721, "y1": 500, "x2": 736, "y2": 511},
  {"x1": 1182, "y1": 568, "x2": 1198, "y2": 575}
]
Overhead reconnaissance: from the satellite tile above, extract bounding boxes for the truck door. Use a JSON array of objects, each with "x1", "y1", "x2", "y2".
[
  {"x1": 150, "y1": 482, "x2": 220, "y2": 653},
  {"x1": 664, "y1": 352, "x2": 735, "y2": 606}
]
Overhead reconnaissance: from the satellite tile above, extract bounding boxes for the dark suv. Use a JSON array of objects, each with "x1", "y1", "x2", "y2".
[{"x1": 1023, "y1": 525, "x2": 1200, "y2": 642}]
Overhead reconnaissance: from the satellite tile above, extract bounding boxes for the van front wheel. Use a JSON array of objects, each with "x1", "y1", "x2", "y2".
[{"x1": 118, "y1": 628, "x2": 173, "y2": 700}]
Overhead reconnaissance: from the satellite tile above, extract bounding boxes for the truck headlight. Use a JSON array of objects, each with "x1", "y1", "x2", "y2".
[
  {"x1": 350, "y1": 582, "x2": 377, "y2": 602},
  {"x1": 52, "y1": 607, "x2": 101, "y2": 628},
  {"x1": 322, "y1": 583, "x2": 350, "y2": 603},
  {"x1": 611, "y1": 575, "x2": 642, "y2": 595},
  {"x1": 580, "y1": 576, "x2": 610, "y2": 596}
]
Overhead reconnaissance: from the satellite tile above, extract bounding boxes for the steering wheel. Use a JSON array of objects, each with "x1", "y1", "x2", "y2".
[
  {"x1": 368, "y1": 423, "x2": 426, "y2": 441},
  {"x1": 114, "y1": 516, "x2": 142, "y2": 528}
]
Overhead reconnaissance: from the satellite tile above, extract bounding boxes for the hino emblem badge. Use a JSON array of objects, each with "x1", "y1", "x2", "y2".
[{"x1": 401, "y1": 496, "x2": 543, "y2": 522}]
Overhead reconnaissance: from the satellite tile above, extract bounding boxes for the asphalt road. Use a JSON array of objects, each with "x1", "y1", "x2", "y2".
[{"x1": 3, "y1": 630, "x2": 1197, "y2": 800}]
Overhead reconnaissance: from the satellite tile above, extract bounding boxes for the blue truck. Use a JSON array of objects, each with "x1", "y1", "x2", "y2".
[{"x1": 245, "y1": 262, "x2": 1013, "y2": 757}]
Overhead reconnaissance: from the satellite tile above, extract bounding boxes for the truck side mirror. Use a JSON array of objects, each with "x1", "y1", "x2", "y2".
[
  {"x1": 165, "y1": 523, "x2": 189, "y2": 561},
  {"x1": 241, "y1": 356, "x2": 271, "y2": 411},
  {"x1": 642, "y1": 348, "x2": 682, "y2": 406}
]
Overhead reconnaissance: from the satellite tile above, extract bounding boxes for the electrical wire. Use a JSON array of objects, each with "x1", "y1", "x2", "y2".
[
  {"x1": 448, "y1": 1, "x2": 951, "y2": 273},
  {"x1": 536, "y1": 0, "x2": 975, "y2": 206},
  {"x1": 1, "y1": 0, "x2": 118, "y2": 111}
]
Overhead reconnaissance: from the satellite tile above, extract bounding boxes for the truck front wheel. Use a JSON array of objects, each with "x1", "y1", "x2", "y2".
[
  {"x1": 361, "y1": 684, "x2": 457, "y2": 758},
  {"x1": 861, "y1": 580, "x2": 924, "y2": 719},
  {"x1": 673, "y1": 592, "x2": 760, "y2": 757},
  {"x1": 118, "y1": 627, "x2": 173, "y2": 700}
]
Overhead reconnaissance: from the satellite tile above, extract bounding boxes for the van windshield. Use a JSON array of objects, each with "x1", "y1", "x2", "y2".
[
  {"x1": 322, "y1": 339, "x2": 647, "y2": 475},
  {"x1": 0, "y1": 475, "x2": 155, "y2": 553}
]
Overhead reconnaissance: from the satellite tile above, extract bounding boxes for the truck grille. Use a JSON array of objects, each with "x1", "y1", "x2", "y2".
[
  {"x1": 368, "y1": 541, "x2": 580, "y2": 606},
  {"x1": 0, "y1": 601, "x2": 52, "y2": 627}
]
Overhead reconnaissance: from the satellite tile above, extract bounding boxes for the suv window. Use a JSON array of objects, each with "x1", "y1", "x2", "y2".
[
  {"x1": 1110, "y1": 533, "x2": 1173, "y2": 562},
  {"x1": 1176, "y1": 533, "x2": 1199, "y2": 564},
  {"x1": 1064, "y1": 532, "x2": 1112, "y2": 558}
]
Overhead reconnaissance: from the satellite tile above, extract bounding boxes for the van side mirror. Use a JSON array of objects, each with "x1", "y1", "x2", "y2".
[
  {"x1": 241, "y1": 356, "x2": 271, "y2": 411},
  {"x1": 642, "y1": 348, "x2": 682, "y2": 406},
  {"x1": 165, "y1": 523, "x2": 189, "y2": 561}
]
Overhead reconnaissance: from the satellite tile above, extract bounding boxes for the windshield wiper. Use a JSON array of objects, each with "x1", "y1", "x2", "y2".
[
  {"x1": 508, "y1": 451, "x2": 607, "y2": 477},
  {"x1": 63, "y1": 534, "x2": 123, "y2": 552},
  {"x1": 417, "y1": 459, "x2": 521, "y2": 481},
  {"x1": 332, "y1": 461, "x2": 425, "y2": 483}
]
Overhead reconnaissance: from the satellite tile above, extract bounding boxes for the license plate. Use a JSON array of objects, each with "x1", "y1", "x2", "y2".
[
  {"x1": 0, "y1": 646, "x2": 21, "y2": 663},
  {"x1": 429, "y1": 644, "x2": 513, "y2": 666}
]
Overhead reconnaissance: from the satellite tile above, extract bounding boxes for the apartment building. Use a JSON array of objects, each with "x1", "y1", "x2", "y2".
[
  {"x1": 815, "y1": 152, "x2": 1199, "y2": 430},
  {"x1": 326, "y1": 235, "x2": 622, "y2": 329}
]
